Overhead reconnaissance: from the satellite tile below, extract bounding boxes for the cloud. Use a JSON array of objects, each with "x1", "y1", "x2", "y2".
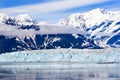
[
  {"x1": 0, "y1": 0, "x2": 109, "y2": 14},
  {"x1": 0, "y1": 0, "x2": 111, "y2": 23}
]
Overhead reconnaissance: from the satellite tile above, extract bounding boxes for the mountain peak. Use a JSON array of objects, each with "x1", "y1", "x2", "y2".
[
  {"x1": 58, "y1": 8, "x2": 120, "y2": 48},
  {"x1": 58, "y1": 8, "x2": 111, "y2": 28},
  {"x1": 15, "y1": 14, "x2": 34, "y2": 26},
  {"x1": 88, "y1": 8, "x2": 108, "y2": 14},
  {"x1": 15, "y1": 14, "x2": 34, "y2": 22}
]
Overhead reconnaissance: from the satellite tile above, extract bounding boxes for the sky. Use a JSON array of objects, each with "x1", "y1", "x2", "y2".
[{"x1": 0, "y1": 0, "x2": 120, "y2": 23}]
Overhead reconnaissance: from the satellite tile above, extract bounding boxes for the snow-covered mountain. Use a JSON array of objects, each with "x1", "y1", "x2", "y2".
[
  {"x1": 15, "y1": 14, "x2": 35, "y2": 26},
  {"x1": 59, "y1": 8, "x2": 120, "y2": 47},
  {"x1": 0, "y1": 13, "x2": 100, "y2": 53},
  {"x1": 0, "y1": 8, "x2": 120, "y2": 53}
]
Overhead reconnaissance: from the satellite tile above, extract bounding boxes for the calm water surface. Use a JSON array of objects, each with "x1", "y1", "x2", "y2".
[{"x1": 0, "y1": 62, "x2": 120, "y2": 80}]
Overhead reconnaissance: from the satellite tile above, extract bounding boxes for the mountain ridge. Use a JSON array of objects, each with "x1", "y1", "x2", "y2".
[
  {"x1": 0, "y1": 12, "x2": 101, "y2": 53},
  {"x1": 0, "y1": 8, "x2": 120, "y2": 53},
  {"x1": 59, "y1": 8, "x2": 120, "y2": 47}
]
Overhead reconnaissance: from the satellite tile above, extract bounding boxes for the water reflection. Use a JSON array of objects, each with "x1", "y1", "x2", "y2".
[{"x1": 0, "y1": 63, "x2": 120, "y2": 80}]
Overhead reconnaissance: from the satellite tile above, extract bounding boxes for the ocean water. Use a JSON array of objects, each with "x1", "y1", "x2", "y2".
[{"x1": 0, "y1": 62, "x2": 120, "y2": 80}]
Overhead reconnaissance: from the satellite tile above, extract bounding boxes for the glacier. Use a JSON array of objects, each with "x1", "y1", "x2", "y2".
[{"x1": 0, "y1": 48, "x2": 120, "y2": 63}]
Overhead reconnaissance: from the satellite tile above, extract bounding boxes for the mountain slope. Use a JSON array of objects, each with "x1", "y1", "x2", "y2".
[
  {"x1": 1, "y1": 8, "x2": 120, "y2": 53},
  {"x1": 0, "y1": 13, "x2": 101, "y2": 53},
  {"x1": 0, "y1": 34, "x2": 101, "y2": 53},
  {"x1": 59, "y1": 8, "x2": 120, "y2": 47}
]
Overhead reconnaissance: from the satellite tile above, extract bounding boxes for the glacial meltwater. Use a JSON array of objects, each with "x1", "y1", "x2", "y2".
[{"x1": 0, "y1": 62, "x2": 120, "y2": 80}]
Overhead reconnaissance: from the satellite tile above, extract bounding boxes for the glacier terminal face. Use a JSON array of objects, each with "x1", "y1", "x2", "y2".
[{"x1": 0, "y1": 49, "x2": 120, "y2": 63}]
